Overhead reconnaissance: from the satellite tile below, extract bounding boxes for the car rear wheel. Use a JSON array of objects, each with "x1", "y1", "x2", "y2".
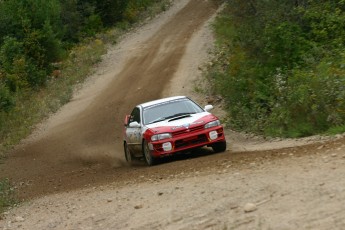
[
  {"x1": 143, "y1": 140, "x2": 157, "y2": 166},
  {"x1": 124, "y1": 142, "x2": 133, "y2": 165},
  {"x1": 212, "y1": 141, "x2": 227, "y2": 153}
]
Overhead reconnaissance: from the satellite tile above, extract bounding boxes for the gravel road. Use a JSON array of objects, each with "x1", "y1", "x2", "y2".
[{"x1": 1, "y1": 0, "x2": 345, "y2": 229}]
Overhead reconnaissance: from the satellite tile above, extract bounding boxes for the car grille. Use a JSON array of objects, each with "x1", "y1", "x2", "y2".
[
  {"x1": 171, "y1": 124, "x2": 208, "y2": 150},
  {"x1": 172, "y1": 125, "x2": 204, "y2": 137}
]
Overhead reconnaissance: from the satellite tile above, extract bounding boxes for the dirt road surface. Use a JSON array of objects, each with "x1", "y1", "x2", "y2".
[{"x1": 1, "y1": 0, "x2": 345, "y2": 229}]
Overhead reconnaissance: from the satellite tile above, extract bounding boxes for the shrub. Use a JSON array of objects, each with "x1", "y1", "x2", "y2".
[
  {"x1": 0, "y1": 37, "x2": 28, "y2": 91},
  {"x1": 209, "y1": 0, "x2": 345, "y2": 137},
  {"x1": 0, "y1": 83, "x2": 15, "y2": 112}
]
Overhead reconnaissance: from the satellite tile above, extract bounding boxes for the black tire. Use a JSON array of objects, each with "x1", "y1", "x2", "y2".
[
  {"x1": 212, "y1": 141, "x2": 227, "y2": 153},
  {"x1": 142, "y1": 140, "x2": 157, "y2": 166},
  {"x1": 124, "y1": 142, "x2": 133, "y2": 165}
]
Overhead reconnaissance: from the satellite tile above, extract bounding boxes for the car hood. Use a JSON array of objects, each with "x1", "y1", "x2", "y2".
[{"x1": 145, "y1": 112, "x2": 217, "y2": 133}]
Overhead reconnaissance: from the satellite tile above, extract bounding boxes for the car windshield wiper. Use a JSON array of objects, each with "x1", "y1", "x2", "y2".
[
  {"x1": 167, "y1": 112, "x2": 194, "y2": 122},
  {"x1": 147, "y1": 113, "x2": 195, "y2": 124},
  {"x1": 147, "y1": 117, "x2": 167, "y2": 125}
]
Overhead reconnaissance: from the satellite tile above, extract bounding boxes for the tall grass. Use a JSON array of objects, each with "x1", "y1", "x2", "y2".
[{"x1": 0, "y1": 178, "x2": 15, "y2": 213}]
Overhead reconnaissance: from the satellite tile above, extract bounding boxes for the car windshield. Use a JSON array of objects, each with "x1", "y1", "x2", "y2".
[{"x1": 143, "y1": 98, "x2": 204, "y2": 125}]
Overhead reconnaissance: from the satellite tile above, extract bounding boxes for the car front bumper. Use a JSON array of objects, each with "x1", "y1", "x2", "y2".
[{"x1": 148, "y1": 126, "x2": 225, "y2": 157}]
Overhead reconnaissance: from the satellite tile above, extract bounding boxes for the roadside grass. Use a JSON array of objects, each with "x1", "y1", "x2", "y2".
[
  {"x1": 325, "y1": 125, "x2": 345, "y2": 136},
  {"x1": 0, "y1": 0, "x2": 171, "y2": 213},
  {"x1": 0, "y1": 38, "x2": 107, "y2": 156},
  {"x1": 206, "y1": 2, "x2": 345, "y2": 138},
  {"x1": 0, "y1": 178, "x2": 15, "y2": 214}
]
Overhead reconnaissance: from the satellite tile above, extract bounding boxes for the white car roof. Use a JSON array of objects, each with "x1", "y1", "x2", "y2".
[{"x1": 139, "y1": 96, "x2": 187, "y2": 108}]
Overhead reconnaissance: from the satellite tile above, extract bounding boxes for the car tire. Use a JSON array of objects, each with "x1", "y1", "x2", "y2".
[
  {"x1": 143, "y1": 140, "x2": 157, "y2": 166},
  {"x1": 124, "y1": 142, "x2": 133, "y2": 165},
  {"x1": 212, "y1": 141, "x2": 227, "y2": 153}
]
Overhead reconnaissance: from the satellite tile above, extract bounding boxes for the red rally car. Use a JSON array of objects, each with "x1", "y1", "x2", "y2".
[{"x1": 123, "y1": 96, "x2": 226, "y2": 166}]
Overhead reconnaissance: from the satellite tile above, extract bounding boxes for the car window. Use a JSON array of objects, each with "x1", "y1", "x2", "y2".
[
  {"x1": 143, "y1": 98, "x2": 203, "y2": 124},
  {"x1": 130, "y1": 107, "x2": 140, "y2": 123}
]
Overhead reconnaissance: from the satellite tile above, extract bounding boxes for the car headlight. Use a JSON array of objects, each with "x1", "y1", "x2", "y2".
[
  {"x1": 204, "y1": 120, "x2": 220, "y2": 129},
  {"x1": 151, "y1": 133, "x2": 172, "y2": 141}
]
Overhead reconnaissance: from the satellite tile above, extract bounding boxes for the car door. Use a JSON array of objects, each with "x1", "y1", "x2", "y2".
[{"x1": 125, "y1": 107, "x2": 142, "y2": 155}]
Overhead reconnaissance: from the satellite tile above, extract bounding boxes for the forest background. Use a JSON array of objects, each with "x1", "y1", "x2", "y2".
[{"x1": 210, "y1": 0, "x2": 345, "y2": 137}]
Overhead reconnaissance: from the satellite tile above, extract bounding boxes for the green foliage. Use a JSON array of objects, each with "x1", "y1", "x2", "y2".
[
  {"x1": 82, "y1": 14, "x2": 104, "y2": 37},
  {"x1": 326, "y1": 125, "x2": 345, "y2": 135},
  {"x1": 0, "y1": 37, "x2": 28, "y2": 91},
  {"x1": 95, "y1": 1, "x2": 129, "y2": 26},
  {"x1": 301, "y1": 0, "x2": 345, "y2": 47},
  {"x1": 0, "y1": 178, "x2": 16, "y2": 213},
  {"x1": 123, "y1": 0, "x2": 162, "y2": 23},
  {"x1": 0, "y1": 83, "x2": 15, "y2": 112},
  {"x1": 0, "y1": 0, "x2": 170, "y2": 157},
  {"x1": 0, "y1": 0, "x2": 167, "y2": 96},
  {"x1": 210, "y1": 0, "x2": 345, "y2": 137},
  {"x1": 0, "y1": 0, "x2": 166, "y2": 94},
  {"x1": 0, "y1": 37, "x2": 106, "y2": 154},
  {"x1": 0, "y1": 0, "x2": 63, "y2": 90}
]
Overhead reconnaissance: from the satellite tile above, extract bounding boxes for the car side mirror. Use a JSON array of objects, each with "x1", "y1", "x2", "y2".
[
  {"x1": 204, "y1": 105, "x2": 214, "y2": 112},
  {"x1": 129, "y1": 121, "x2": 141, "y2": 128},
  {"x1": 124, "y1": 115, "x2": 131, "y2": 126}
]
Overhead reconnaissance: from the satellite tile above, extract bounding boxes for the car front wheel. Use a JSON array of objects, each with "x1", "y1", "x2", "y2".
[
  {"x1": 143, "y1": 140, "x2": 157, "y2": 166},
  {"x1": 211, "y1": 141, "x2": 227, "y2": 153}
]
